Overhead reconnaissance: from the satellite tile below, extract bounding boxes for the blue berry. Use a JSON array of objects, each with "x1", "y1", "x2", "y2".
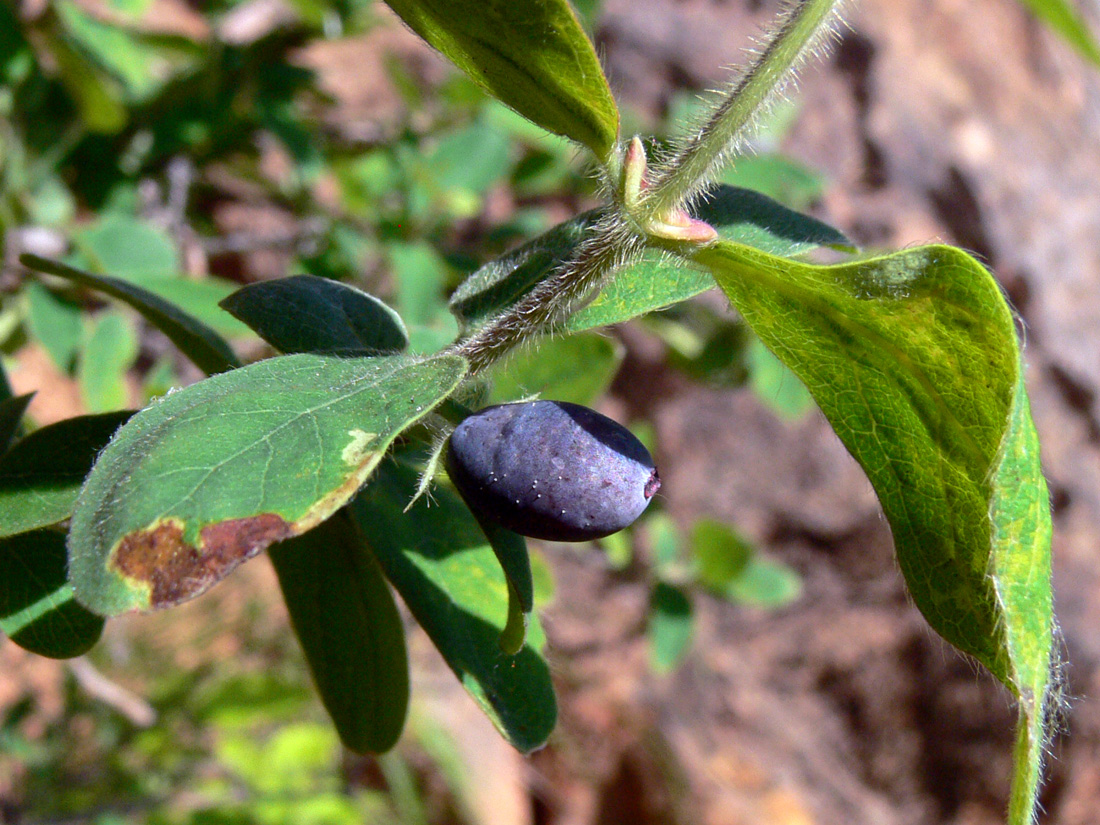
[{"x1": 446, "y1": 401, "x2": 660, "y2": 541}]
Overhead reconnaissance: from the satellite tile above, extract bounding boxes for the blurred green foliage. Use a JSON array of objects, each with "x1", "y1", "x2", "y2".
[{"x1": 0, "y1": 606, "x2": 461, "y2": 825}]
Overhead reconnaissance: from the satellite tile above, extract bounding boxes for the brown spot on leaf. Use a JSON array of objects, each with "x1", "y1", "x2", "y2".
[{"x1": 111, "y1": 514, "x2": 293, "y2": 609}]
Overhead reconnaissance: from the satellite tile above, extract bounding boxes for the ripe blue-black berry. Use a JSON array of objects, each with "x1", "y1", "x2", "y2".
[{"x1": 446, "y1": 400, "x2": 660, "y2": 541}]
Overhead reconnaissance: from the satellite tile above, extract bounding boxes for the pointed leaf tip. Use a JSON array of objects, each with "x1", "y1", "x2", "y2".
[{"x1": 383, "y1": 0, "x2": 619, "y2": 160}]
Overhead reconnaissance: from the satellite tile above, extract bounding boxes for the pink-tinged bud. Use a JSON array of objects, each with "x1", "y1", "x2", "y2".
[
  {"x1": 649, "y1": 208, "x2": 720, "y2": 244},
  {"x1": 623, "y1": 136, "x2": 647, "y2": 209}
]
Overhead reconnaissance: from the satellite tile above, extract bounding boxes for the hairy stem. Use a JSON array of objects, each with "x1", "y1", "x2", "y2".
[
  {"x1": 640, "y1": 0, "x2": 843, "y2": 221},
  {"x1": 450, "y1": 218, "x2": 641, "y2": 376},
  {"x1": 450, "y1": 0, "x2": 844, "y2": 378}
]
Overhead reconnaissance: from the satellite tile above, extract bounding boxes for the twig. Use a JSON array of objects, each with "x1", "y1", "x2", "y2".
[{"x1": 67, "y1": 657, "x2": 157, "y2": 728}]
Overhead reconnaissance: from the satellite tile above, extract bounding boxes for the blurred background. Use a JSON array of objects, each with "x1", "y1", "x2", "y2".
[{"x1": 2, "y1": 0, "x2": 1100, "y2": 823}]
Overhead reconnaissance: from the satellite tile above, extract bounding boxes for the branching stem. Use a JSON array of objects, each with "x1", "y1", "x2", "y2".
[
  {"x1": 451, "y1": 0, "x2": 843, "y2": 378},
  {"x1": 450, "y1": 218, "x2": 642, "y2": 375}
]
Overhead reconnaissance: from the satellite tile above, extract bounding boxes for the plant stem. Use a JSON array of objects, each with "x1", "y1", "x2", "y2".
[
  {"x1": 451, "y1": 0, "x2": 844, "y2": 378},
  {"x1": 640, "y1": 0, "x2": 842, "y2": 222},
  {"x1": 450, "y1": 218, "x2": 641, "y2": 376}
]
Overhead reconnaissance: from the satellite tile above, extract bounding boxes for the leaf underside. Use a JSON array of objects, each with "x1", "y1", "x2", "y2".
[
  {"x1": 20, "y1": 254, "x2": 240, "y2": 376},
  {"x1": 699, "y1": 240, "x2": 1053, "y2": 824},
  {"x1": 382, "y1": 0, "x2": 619, "y2": 160}
]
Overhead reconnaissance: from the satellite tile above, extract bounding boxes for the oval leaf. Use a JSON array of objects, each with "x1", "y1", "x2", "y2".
[
  {"x1": 78, "y1": 311, "x2": 138, "y2": 414},
  {"x1": 221, "y1": 275, "x2": 409, "y2": 355},
  {"x1": 697, "y1": 241, "x2": 1053, "y2": 821},
  {"x1": 649, "y1": 581, "x2": 693, "y2": 675},
  {"x1": 383, "y1": 0, "x2": 619, "y2": 160},
  {"x1": 69, "y1": 353, "x2": 468, "y2": 615},
  {"x1": 0, "y1": 412, "x2": 134, "y2": 538},
  {"x1": 1, "y1": 530, "x2": 105, "y2": 659},
  {"x1": 20, "y1": 254, "x2": 240, "y2": 376},
  {"x1": 270, "y1": 510, "x2": 409, "y2": 754},
  {"x1": 350, "y1": 460, "x2": 556, "y2": 753},
  {"x1": 26, "y1": 282, "x2": 82, "y2": 372},
  {"x1": 691, "y1": 519, "x2": 801, "y2": 608}
]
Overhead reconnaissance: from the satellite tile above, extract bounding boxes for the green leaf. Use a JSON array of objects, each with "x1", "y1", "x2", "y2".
[
  {"x1": 55, "y1": 1, "x2": 196, "y2": 101},
  {"x1": 140, "y1": 278, "x2": 256, "y2": 340},
  {"x1": 27, "y1": 176, "x2": 77, "y2": 228},
  {"x1": 698, "y1": 241, "x2": 1053, "y2": 822},
  {"x1": 423, "y1": 118, "x2": 513, "y2": 198},
  {"x1": 691, "y1": 518, "x2": 751, "y2": 588},
  {"x1": 0, "y1": 412, "x2": 133, "y2": 538},
  {"x1": 691, "y1": 519, "x2": 801, "y2": 609},
  {"x1": 450, "y1": 209, "x2": 604, "y2": 332},
  {"x1": 389, "y1": 242, "x2": 459, "y2": 353},
  {"x1": 567, "y1": 185, "x2": 853, "y2": 331},
  {"x1": 221, "y1": 275, "x2": 409, "y2": 356},
  {"x1": 350, "y1": 460, "x2": 557, "y2": 753},
  {"x1": 724, "y1": 556, "x2": 802, "y2": 608},
  {"x1": 0, "y1": 530, "x2": 105, "y2": 659},
  {"x1": 382, "y1": 0, "x2": 619, "y2": 160},
  {"x1": 698, "y1": 185, "x2": 852, "y2": 253},
  {"x1": 270, "y1": 510, "x2": 409, "y2": 754},
  {"x1": 215, "y1": 723, "x2": 346, "y2": 798},
  {"x1": 72, "y1": 215, "x2": 180, "y2": 281},
  {"x1": 21, "y1": 254, "x2": 240, "y2": 376},
  {"x1": 994, "y1": 369, "x2": 1056, "y2": 825},
  {"x1": 0, "y1": 394, "x2": 34, "y2": 455},
  {"x1": 390, "y1": 242, "x2": 452, "y2": 329},
  {"x1": 68, "y1": 352, "x2": 467, "y2": 615},
  {"x1": 647, "y1": 511, "x2": 681, "y2": 573},
  {"x1": 650, "y1": 306, "x2": 750, "y2": 388},
  {"x1": 747, "y1": 335, "x2": 815, "y2": 420},
  {"x1": 1, "y1": 4, "x2": 31, "y2": 83},
  {"x1": 42, "y1": 29, "x2": 127, "y2": 133},
  {"x1": 1015, "y1": 0, "x2": 1100, "y2": 66},
  {"x1": 487, "y1": 331, "x2": 622, "y2": 406},
  {"x1": 26, "y1": 282, "x2": 83, "y2": 372},
  {"x1": 570, "y1": 0, "x2": 603, "y2": 29},
  {"x1": 79, "y1": 311, "x2": 138, "y2": 414},
  {"x1": 599, "y1": 530, "x2": 632, "y2": 570},
  {"x1": 648, "y1": 581, "x2": 693, "y2": 675}
]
